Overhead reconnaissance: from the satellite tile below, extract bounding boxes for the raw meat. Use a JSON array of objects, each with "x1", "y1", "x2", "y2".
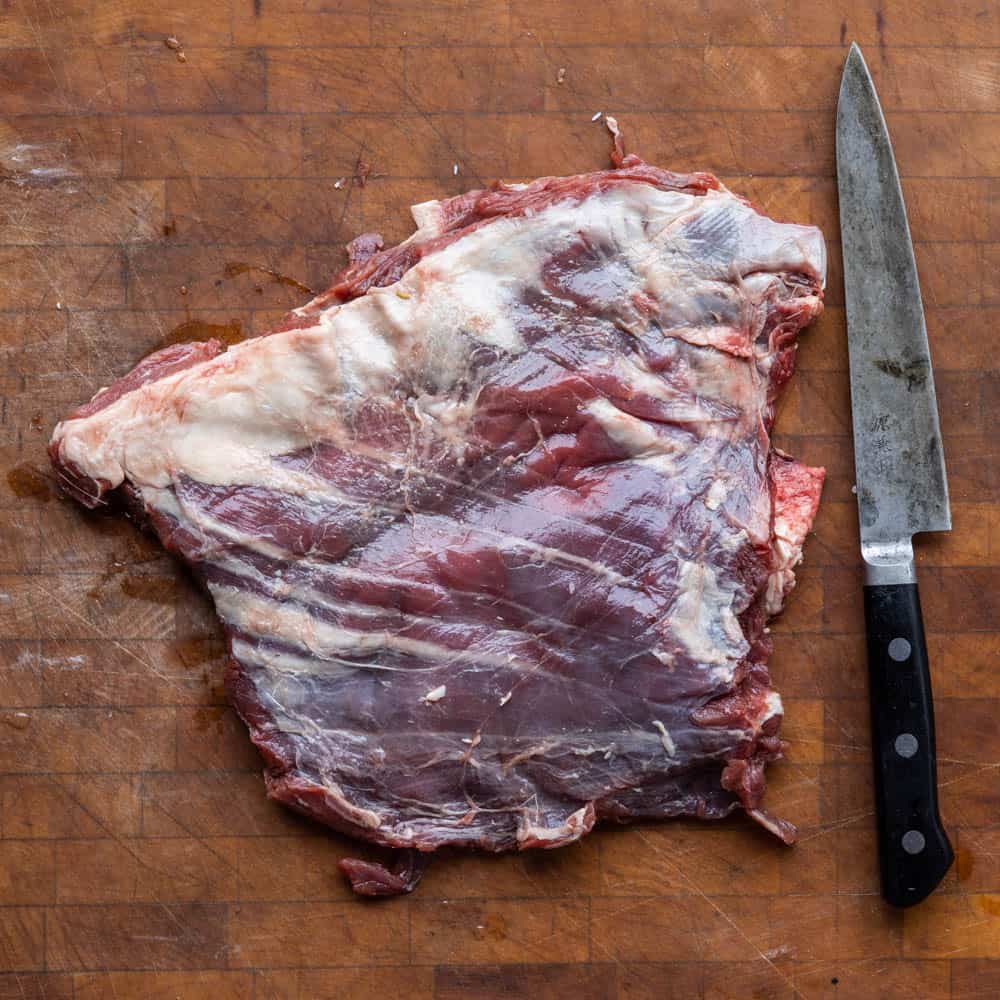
[{"x1": 50, "y1": 136, "x2": 825, "y2": 896}]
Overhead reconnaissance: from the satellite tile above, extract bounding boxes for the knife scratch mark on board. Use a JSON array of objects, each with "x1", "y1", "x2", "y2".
[
  {"x1": 631, "y1": 829, "x2": 807, "y2": 998},
  {"x1": 29, "y1": 707, "x2": 242, "y2": 887},
  {"x1": 800, "y1": 762, "x2": 1000, "y2": 846},
  {"x1": 382, "y1": 78, "x2": 487, "y2": 188},
  {"x1": 35, "y1": 583, "x2": 192, "y2": 697}
]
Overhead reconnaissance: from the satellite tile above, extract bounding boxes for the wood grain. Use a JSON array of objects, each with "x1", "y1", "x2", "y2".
[{"x1": 1, "y1": 2, "x2": 997, "y2": 997}]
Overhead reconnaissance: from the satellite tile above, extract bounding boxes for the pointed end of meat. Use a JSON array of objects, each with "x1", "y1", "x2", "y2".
[
  {"x1": 719, "y1": 751, "x2": 798, "y2": 846},
  {"x1": 605, "y1": 115, "x2": 645, "y2": 171},
  {"x1": 48, "y1": 339, "x2": 226, "y2": 508},
  {"x1": 606, "y1": 116, "x2": 626, "y2": 168},
  {"x1": 339, "y1": 849, "x2": 429, "y2": 897},
  {"x1": 749, "y1": 808, "x2": 798, "y2": 845}
]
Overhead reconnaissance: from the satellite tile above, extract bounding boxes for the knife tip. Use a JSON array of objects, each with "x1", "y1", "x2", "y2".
[
  {"x1": 846, "y1": 41, "x2": 865, "y2": 68},
  {"x1": 839, "y1": 41, "x2": 872, "y2": 117}
]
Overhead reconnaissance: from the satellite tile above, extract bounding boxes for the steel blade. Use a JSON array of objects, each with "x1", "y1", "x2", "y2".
[{"x1": 837, "y1": 43, "x2": 950, "y2": 548}]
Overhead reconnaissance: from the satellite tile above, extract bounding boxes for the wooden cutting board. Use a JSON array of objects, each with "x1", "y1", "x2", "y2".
[{"x1": 1, "y1": 2, "x2": 998, "y2": 997}]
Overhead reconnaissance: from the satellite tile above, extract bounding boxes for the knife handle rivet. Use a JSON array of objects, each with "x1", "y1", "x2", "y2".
[
  {"x1": 902, "y1": 830, "x2": 926, "y2": 855},
  {"x1": 888, "y1": 637, "x2": 911, "y2": 662},
  {"x1": 894, "y1": 733, "x2": 919, "y2": 758}
]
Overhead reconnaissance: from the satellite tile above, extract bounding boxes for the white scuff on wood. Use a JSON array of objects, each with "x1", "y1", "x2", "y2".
[
  {"x1": 422, "y1": 684, "x2": 447, "y2": 704},
  {"x1": 452, "y1": 163, "x2": 459, "y2": 176},
  {"x1": 591, "y1": 111, "x2": 603, "y2": 122},
  {"x1": 764, "y1": 944, "x2": 792, "y2": 960},
  {"x1": 2, "y1": 142, "x2": 72, "y2": 185}
]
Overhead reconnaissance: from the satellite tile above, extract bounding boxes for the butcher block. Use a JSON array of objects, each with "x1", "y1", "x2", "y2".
[{"x1": 1, "y1": 1, "x2": 998, "y2": 997}]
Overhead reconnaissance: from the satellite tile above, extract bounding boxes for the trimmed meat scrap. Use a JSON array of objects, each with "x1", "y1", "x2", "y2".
[{"x1": 50, "y1": 141, "x2": 825, "y2": 895}]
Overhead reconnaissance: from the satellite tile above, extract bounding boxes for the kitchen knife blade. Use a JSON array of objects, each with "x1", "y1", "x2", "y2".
[{"x1": 837, "y1": 42, "x2": 953, "y2": 908}]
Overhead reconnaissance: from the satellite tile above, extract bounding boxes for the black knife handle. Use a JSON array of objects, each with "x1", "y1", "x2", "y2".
[{"x1": 864, "y1": 582, "x2": 953, "y2": 907}]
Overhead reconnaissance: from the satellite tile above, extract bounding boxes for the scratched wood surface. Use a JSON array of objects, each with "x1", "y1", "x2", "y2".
[{"x1": 1, "y1": 1, "x2": 998, "y2": 997}]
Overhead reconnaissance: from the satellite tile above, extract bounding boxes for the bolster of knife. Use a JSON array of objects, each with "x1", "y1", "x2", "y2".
[{"x1": 863, "y1": 580, "x2": 953, "y2": 907}]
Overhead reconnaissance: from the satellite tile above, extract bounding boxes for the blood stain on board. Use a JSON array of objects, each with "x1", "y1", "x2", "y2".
[
  {"x1": 224, "y1": 262, "x2": 315, "y2": 297},
  {"x1": 473, "y1": 913, "x2": 509, "y2": 942},
  {"x1": 957, "y1": 846, "x2": 975, "y2": 882},
  {"x1": 152, "y1": 318, "x2": 248, "y2": 354},
  {"x1": 192, "y1": 705, "x2": 228, "y2": 732},
  {"x1": 174, "y1": 639, "x2": 219, "y2": 670},
  {"x1": 7, "y1": 464, "x2": 55, "y2": 501},
  {"x1": 119, "y1": 574, "x2": 173, "y2": 605}
]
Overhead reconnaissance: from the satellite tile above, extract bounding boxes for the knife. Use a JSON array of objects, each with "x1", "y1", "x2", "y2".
[{"x1": 836, "y1": 43, "x2": 954, "y2": 908}]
